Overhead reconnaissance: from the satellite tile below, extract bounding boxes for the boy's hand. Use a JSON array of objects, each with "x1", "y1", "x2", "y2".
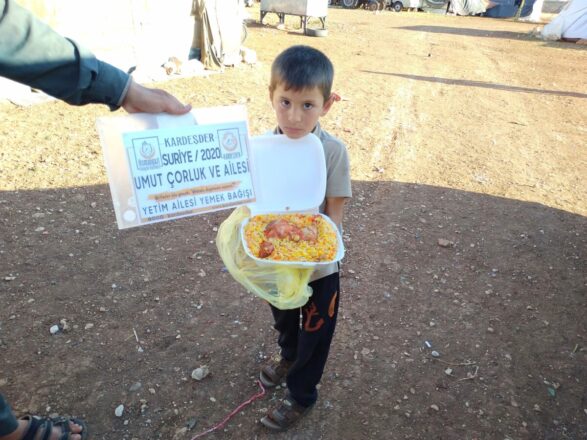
[{"x1": 121, "y1": 80, "x2": 192, "y2": 115}]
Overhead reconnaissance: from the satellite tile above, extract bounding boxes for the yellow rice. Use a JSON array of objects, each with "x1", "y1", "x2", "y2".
[{"x1": 244, "y1": 213, "x2": 338, "y2": 262}]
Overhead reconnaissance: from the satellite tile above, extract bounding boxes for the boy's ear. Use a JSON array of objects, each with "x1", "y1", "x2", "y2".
[{"x1": 321, "y1": 94, "x2": 337, "y2": 116}]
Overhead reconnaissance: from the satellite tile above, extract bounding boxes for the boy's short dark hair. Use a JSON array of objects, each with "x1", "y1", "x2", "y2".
[{"x1": 270, "y1": 45, "x2": 334, "y2": 102}]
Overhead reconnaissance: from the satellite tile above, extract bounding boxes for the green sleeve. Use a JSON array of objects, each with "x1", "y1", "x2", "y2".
[{"x1": 0, "y1": 0, "x2": 130, "y2": 109}]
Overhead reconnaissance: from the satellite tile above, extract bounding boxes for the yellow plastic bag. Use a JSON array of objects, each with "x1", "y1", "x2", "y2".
[{"x1": 216, "y1": 207, "x2": 313, "y2": 310}]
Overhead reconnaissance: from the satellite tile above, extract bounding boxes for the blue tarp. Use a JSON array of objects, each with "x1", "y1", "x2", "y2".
[{"x1": 484, "y1": 0, "x2": 535, "y2": 17}]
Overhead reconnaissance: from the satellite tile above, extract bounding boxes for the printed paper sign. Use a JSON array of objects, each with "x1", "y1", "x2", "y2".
[{"x1": 98, "y1": 113, "x2": 256, "y2": 229}]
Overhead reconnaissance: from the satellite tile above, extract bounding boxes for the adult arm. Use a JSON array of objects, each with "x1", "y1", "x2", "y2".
[
  {"x1": 0, "y1": 0, "x2": 129, "y2": 108},
  {"x1": 0, "y1": 0, "x2": 191, "y2": 114}
]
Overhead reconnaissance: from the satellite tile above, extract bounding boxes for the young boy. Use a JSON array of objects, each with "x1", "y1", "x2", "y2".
[{"x1": 259, "y1": 45, "x2": 352, "y2": 431}]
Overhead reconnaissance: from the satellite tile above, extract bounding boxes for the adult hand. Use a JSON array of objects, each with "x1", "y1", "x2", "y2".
[{"x1": 121, "y1": 79, "x2": 192, "y2": 115}]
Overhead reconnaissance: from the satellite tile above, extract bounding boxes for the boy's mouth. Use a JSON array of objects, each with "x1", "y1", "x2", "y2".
[{"x1": 282, "y1": 127, "x2": 305, "y2": 137}]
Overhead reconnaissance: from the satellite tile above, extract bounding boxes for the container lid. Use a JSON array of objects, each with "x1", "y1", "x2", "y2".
[{"x1": 248, "y1": 133, "x2": 326, "y2": 215}]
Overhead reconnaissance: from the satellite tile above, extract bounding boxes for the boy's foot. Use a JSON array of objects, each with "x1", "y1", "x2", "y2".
[
  {"x1": 0, "y1": 415, "x2": 87, "y2": 440},
  {"x1": 259, "y1": 356, "x2": 292, "y2": 388},
  {"x1": 260, "y1": 395, "x2": 313, "y2": 432}
]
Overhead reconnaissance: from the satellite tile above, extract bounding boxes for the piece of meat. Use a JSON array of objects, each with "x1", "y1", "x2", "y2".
[
  {"x1": 287, "y1": 224, "x2": 303, "y2": 242},
  {"x1": 264, "y1": 219, "x2": 292, "y2": 239},
  {"x1": 258, "y1": 240, "x2": 275, "y2": 258},
  {"x1": 300, "y1": 225, "x2": 318, "y2": 242}
]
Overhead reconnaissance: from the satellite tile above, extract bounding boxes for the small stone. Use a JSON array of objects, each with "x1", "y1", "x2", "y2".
[
  {"x1": 173, "y1": 427, "x2": 188, "y2": 439},
  {"x1": 34, "y1": 227, "x2": 45, "y2": 232},
  {"x1": 431, "y1": 350, "x2": 440, "y2": 358},
  {"x1": 115, "y1": 404, "x2": 124, "y2": 417},
  {"x1": 323, "y1": 400, "x2": 334, "y2": 409},
  {"x1": 148, "y1": 388, "x2": 156, "y2": 395},
  {"x1": 49, "y1": 325, "x2": 60, "y2": 335},
  {"x1": 129, "y1": 382, "x2": 142, "y2": 392},
  {"x1": 84, "y1": 323, "x2": 94, "y2": 330},
  {"x1": 191, "y1": 366, "x2": 210, "y2": 381},
  {"x1": 430, "y1": 404, "x2": 439, "y2": 411},
  {"x1": 437, "y1": 238, "x2": 454, "y2": 248},
  {"x1": 444, "y1": 368, "x2": 453, "y2": 376},
  {"x1": 185, "y1": 418, "x2": 198, "y2": 430},
  {"x1": 487, "y1": 327, "x2": 494, "y2": 333}
]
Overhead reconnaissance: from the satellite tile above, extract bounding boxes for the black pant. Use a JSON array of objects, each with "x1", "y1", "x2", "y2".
[
  {"x1": 0, "y1": 394, "x2": 18, "y2": 436},
  {"x1": 269, "y1": 272, "x2": 341, "y2": 408}
]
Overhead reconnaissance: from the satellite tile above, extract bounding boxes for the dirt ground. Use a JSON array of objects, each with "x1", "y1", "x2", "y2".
[{"x1": 1, "y1": 4, "x2": 586, "y2": 440}]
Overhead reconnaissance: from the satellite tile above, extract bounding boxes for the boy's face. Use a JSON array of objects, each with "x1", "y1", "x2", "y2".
[{"x1": 270, "y1": 83, "x2": 334, "y2": 139}]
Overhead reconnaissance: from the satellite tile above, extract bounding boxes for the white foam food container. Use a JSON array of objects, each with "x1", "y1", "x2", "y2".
[{"x1": 241, "y1": 133, "x2": 345, "y2": 268}]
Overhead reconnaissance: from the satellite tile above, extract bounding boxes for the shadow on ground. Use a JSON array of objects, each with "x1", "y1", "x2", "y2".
[
  {"x1": 361, "y1": 71, "x2": 587, "y2": 98},
  {"x1": 0, "y1": 180, "x2": 585, "y2": 439}
]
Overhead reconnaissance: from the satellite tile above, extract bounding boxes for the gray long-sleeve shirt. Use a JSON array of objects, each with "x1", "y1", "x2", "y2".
[{"x1": 0, "y1": 0, "x2": 130, "y2": 109}]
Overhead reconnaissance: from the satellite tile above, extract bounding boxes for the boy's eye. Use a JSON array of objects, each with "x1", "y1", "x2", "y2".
[
  {"x1": 303, "y1": 103, "x2": 314, "y2": 110},
  {"x1": 280, "y1": 99, "x2": 290, "y2": 107}
]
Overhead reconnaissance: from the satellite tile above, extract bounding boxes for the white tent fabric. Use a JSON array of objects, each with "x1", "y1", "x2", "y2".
[
  {"x1": 192, "y1": 0, "x2": 244, "y2": 69},
  {"x1": 541, "y1": 0, "x2": 587, "y2": 39}
]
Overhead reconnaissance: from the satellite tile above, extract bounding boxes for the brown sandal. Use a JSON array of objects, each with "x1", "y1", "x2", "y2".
[
  {"x1": 260, "y1": 395, "x2": 313, "y2": 431},
  {"x1": 259, "y1": 356, "x2": 293, "y2": 388}
]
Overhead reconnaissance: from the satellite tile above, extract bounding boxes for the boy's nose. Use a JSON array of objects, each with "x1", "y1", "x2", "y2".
[{"x1": 289, "y1": 107, "x2": 303, "y2": 123}]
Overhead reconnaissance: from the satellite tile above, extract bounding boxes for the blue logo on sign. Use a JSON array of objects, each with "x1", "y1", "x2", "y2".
[{"x1": 132, "y1": 137, "x2": 161, "y2": 170}]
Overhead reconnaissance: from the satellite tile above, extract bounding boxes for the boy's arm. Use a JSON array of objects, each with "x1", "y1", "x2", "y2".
[{"x1": 324, "y1": 196, "x2": 347, "y2": 228}]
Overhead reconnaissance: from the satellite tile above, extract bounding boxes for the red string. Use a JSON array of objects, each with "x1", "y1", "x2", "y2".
[{"x1": 190, "y1": 380, "x2": 267, "y2": 439}]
